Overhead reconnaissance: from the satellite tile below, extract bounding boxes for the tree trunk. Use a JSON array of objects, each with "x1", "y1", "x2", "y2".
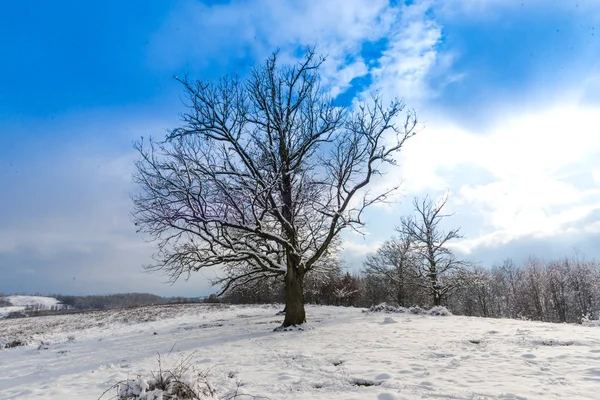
[
  {"x1": 433, "y1": 291, "x2": 442, "y2": 306},
  {"x1": 396, "y1": 283, "x2": 405, "y2": 307},
  {"x1": 283, "y1": 266, "x2": 306, "y2": 327}
]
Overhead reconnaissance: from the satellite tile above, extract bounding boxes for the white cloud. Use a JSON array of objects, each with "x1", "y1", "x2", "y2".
[
  {"x1": 341, "y1": 240, "x2": 383, "y2": 257},
  {"x1": 367, "y1": 1, "x2": 444, "y2": 104},
  {"x1": 151, "y1": 0, "x2": 447, "y2": 101},
  {"x1": 392, "y1": 105, "x2": 600, "y2": 253},
  {"x1": 151, "y1": 0, "x2": 391, "y2": 90}
]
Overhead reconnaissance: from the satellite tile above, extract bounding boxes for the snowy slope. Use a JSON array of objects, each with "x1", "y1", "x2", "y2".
[
  {"x1": 0, "y1": 295, "x2": 63, "y2": 318},
  {"x1": 1, "y1": 303, "x2": 600, "y2": 399},
  {"x1": 6, "y1": 295, "x2": 62, "y2": 308}
]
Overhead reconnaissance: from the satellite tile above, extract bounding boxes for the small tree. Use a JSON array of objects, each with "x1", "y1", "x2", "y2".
[
  {"x1": 132, "y1": 48, "x2": 417, "y2": 327},
  {"x1": 204, "y1": 294, "x2": 221, "y2": 304},
  {"x1": 362, "y1": 234, "x2": 422, "y2": 306},
  {"x1": 450, "y1": 266, "x2": 495, "y2": 317},
  {"x1": 303, "y1": 255, "x2": 343, "y2": 305},
  {"x1": 359, "y1": 273, "x2": 389, "y2": 307},
  {"x1": 399, "y1": 195, "x2": 469, "y2": 306},
  {"x1": 330, "y1": 272, "x2": 361, "y2": 307}
]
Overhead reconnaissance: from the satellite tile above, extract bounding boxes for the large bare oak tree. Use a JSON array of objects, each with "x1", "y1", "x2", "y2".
[{"x1": 132, "y1": 48, "x2": 417, "y2": 327}]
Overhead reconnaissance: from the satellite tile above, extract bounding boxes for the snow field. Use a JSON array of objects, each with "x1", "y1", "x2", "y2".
[
  {"x1": 5, "y1": 295, "x2": 62, "y2": 308},
  {"x1": 0, "y1": 295, "x2": 65, "y2": 318},
  {"x1": 1, "y1": 303, "x2": 600, "y2": 399}
]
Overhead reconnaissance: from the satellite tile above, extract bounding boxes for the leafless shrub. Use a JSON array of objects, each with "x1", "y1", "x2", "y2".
[{"x1": 99, "y1": 352, "x2": 216, "y2": 400}]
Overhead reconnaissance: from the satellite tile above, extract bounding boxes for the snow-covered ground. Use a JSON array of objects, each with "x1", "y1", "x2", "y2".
[
  {"x1": 0, "y1": 295, "x2": 64, "y2": 318},
  {"x1": 1, "y1": 303, "x2": 600, "y2": 399}
]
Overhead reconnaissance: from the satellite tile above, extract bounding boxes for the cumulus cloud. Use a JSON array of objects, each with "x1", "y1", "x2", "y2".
[
  {"x1": 345, "y1": 103, "x2": 600, "y2": 265},
  {"x1": 366, "y1": 1, "x2": 445, "y2": 103},
  {"x1": 397, "y1": 106, "x2": 600, "y2": 255},
  {"x1": 150, "y1": 0, "x2": 448, "y2": 101},
  {"x1": 341, "y1": 240, "x2": 383, "y2": 257}
]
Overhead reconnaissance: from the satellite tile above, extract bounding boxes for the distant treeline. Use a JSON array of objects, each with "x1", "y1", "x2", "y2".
[
  {"x1": 448, "y1": 256, "x2": 600, "y2": 324},
  {"x1": 52, "y1": 293, "x2": 206, "y2": 311},
  {"x1": 5, "y1": 253, "x2": 600, "y2": 325},
  {"x1": 0, "y1": 293, "x2": 211, "y2": 319}
]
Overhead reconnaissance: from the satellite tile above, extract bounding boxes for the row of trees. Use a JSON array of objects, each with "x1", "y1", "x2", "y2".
[
  {"x1": 357, "y1": 195, "x2": 600, "y2": 323},
  {"x1": 221, "y1": 254, "x2": 600, "y2": 324},
  {"x1": 449, "y1": 257, "x2": 600, "y2": 323},
  {"x1": 55, "y1": 293, "x2": 168, "y2": 310}
]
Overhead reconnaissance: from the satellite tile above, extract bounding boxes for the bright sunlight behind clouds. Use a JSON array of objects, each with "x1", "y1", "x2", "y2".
[{"x1": 1, "y1": 0, "x2": 599, "y2": 295}]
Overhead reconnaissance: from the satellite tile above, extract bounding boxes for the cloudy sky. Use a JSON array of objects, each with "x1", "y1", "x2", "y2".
[{"x1": 1, "y1": 0, "x2": 599, "y2": 297}]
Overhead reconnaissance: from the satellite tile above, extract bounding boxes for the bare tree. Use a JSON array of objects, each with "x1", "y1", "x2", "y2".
[
  {"x1": 362, "y1": 233, "x2": 422, "y2": 306},
  {"x1": 450, "y1": 266, "x2": 495, "y2": 317},
  {"x1": 546, "y1": 259, "x2": 570, "y2": 323},
  {"x1": 132, "y1": 48, "x2": 417, "y2": 327},
  {"x1": 331, "y1": 274, "x2": 361, "y2": 307},
  {"x1": 399, "y1": 195, "x2": 469, "y2": 306},
  {"x1": 566, "y1": 255, "x2": 600, "y2": 321}
]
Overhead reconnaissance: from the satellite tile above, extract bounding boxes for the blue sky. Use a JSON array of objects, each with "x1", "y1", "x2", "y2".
[{"x1": 1, "y1": 0, "x2": 600, "y2": 296}]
